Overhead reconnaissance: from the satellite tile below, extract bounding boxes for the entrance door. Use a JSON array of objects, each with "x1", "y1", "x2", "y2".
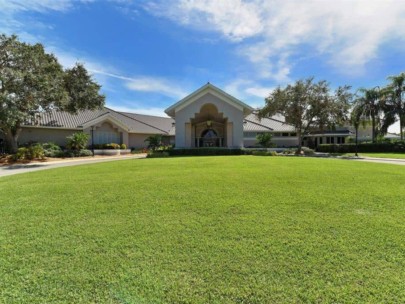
[{"x1": 200, "y1": 129, "x2": 220, "y2": 147}]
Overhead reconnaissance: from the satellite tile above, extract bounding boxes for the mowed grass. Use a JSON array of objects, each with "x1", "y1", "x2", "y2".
[{"x1": 0, "y1": 157, "x2": 404, "y2": 303}]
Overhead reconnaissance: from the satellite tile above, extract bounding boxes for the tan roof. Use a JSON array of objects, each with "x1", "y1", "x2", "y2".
[
  {"x1": 23, "y1": 108, "x2": 294, "y2": 135},
  {"x1": 24, "y1": 108, "x2": 175, "y2": 135},
  {"x1": 244, "y1": 113, "x2": 295, "y2": 132}
]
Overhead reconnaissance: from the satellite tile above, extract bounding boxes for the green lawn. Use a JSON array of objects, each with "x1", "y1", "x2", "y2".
[{"x1": 1, "y1": 157, "x2": 404, "y2": 303}]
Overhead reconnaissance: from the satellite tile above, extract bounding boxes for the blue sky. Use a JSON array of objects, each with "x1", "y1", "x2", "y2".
[{"x1": 1, "y1": 0, "x2": 404, "y2": 131}]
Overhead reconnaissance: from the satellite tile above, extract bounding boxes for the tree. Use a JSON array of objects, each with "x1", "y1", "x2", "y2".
[
  {"x1": 256, "y1": 132, "x2": 274, "y2": 148},
  {"x1": 0, "y1": 34, "x2": 105, "y2": 152},
  {"x1": 384, "y1": 72, "x2": 405, "y2": 140},
  {"x1": 353, "y1": 87, "x2": 385, "y2": 143},
  {"x1": 259, "y1": 78, "x2": 352, "y2": 153},
  {"x1": 350, "y1": 105, "x2": 368, "y2": 156}
]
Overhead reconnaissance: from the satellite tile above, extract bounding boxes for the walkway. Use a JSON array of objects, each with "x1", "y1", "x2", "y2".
[
  {"x1": 0, "y1": 154, "x2": 146, "y2": 178},
  {"x1": 352, "y1": 156, "x2": 405, "y2": 166}
]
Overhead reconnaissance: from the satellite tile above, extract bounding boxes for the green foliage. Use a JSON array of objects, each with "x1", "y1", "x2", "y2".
[
  {"x1": 301, "y1": 147, "x2": 315, "y2": 155},
  {"x1": 259, "y1": 78, "x2": 352, "y2": 151},
  {"x1": 77, "y1": 149, "x2": 93, "y2": 157},
  {"x1": 0, "y1": 157, "x2": 404, "y2": 303},
  {"x1": 120, "y1": 144, "x2": 127, "y2": 149},
  {"x1": 144, "y1": 134, "x2": 162, "y2": 151},
  {"x1": 66, "y1": 132, "x2": 89, "y2": 151},
  {"x1": 252, "y1": 150, "x2": 278, "y2": 156},
  {"x1": 42, "y1": 142, "x2": 63, "y2": 157},
  {"x1": 168, "y1": 148, "x2": 245, "y2": 156},
  {"x1": 103, "y1": 143, "x2": 121, "y2": 150},
  {"x1": 317, "y1": 142, "x2": 405, "y2": 153},
  {"x1": 384, "y1": 72, "x2": 405, "y2": 139},
  {"x1": 62, "y1": 64, "x2": 105, "y2": 113},
  {"x1": 13, "y1": 144, "x2": 45, "y2": 160},
  {"x1": 256, "y1": 133, "x2": 274, "y2": 148},
  {"x1": 146, "y1": 151, "x2": 170, "y2": 158},
  {"x1": 0, "y1": 34, "x2": 104, "y2": 152}
]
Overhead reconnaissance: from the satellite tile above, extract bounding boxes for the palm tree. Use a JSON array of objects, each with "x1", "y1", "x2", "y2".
[
  {"x1": 384, "y1": 73, "x2": 405, "y2": 140},
  {"x1": 354, "y1": 87, "x2": 382, "y2": 143},
  {"x1": 350, "y1": 105, "x2": 367, "y2": 156}
]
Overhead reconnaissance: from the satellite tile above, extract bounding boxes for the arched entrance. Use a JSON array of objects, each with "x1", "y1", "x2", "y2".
[
  {"x1": 191, "y1": 103, "x2": 226, "y2": 147},
  {"x1": 200, "y1": 128, "x2": 220, "y2": 147}
]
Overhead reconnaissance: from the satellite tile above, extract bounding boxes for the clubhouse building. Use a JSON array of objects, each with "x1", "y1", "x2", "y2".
[{"x1": 1, "y1": 83, "x2": 377, "y2": 150}]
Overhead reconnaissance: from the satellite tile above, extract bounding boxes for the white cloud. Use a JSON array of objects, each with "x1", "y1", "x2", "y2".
[
  {"x1": 245, "y1": 86, "x2": 273, "y2": 99},
  {"x1": 146, "y1": 0, "x2": 405, "y2": 80},
  {"x1": 125, "y1": 77, "x2": 187, "y2": 99},
  {"x1": 50, "y1": 49, "x2": 188, "y2": 98},
  {"x1": 145, "y1": 0, "x2": 263, "y2": 41}
]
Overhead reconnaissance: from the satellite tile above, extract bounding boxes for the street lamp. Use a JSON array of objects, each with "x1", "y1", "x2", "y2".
[{"x1": 91, "y1": 126, "x2": 95, "y2": 157}]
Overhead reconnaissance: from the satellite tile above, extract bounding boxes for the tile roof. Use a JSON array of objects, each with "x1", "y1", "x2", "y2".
[
  {"x1": 23, "y1": 108, "x2": 295, "y2": 135},
  {"x1": 24, "y1": 108, "x2": 175, "y2": 135},
  {"x1": 244, "y1": 113, "x2": 295, "y2": 132}
]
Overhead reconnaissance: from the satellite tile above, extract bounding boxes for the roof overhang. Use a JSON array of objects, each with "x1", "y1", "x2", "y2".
[
  {"x1": 79, "y1": 112, "x2": 131, "y2": 132},
  {"x1": 165, "y1": 83, "x2": 254, "y2": 118}
]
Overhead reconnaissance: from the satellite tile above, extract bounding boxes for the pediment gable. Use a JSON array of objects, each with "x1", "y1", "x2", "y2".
[{"x1": 165, "y1": 83, "x2": 253, "y2": 118}]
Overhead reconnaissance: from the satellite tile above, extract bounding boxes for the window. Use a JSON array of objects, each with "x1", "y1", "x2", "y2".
[
  {"x1": 94, "y1": 131, "x2": 120, "y2": 144},
  {"x1": 331, "y1": 137, "x2": 335, "y2": 144},
  {"x1": 319, "y1": 138, "x2": 323, "y2": 144},
  {"x1": 243, "y1": 132, "x2": 257, "y2": 138},
  {"x1": 282, "y1": 133, "x2": 289, "y2": 137}
]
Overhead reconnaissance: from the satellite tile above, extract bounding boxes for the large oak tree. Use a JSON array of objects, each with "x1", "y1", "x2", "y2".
[
  {"x1": 0, "y1": 34, "x2": 105, "y2": 152},
  {"x1": 259, "y1": 78, "x2": 352, "y2": 152}
]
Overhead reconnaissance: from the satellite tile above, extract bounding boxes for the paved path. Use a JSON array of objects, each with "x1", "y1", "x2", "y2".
[
  {"x1": 0, "y1": 154, "x2": 146, "y2": 178},
  {"x1": 351, "y1": 156, "x2": 405, "y2": 166}
]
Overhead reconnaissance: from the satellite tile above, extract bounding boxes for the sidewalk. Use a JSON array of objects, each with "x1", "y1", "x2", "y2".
[
  {"x1": 353, "y1": 156, "x2": 405, "y2": 166},
  {"x1": 0, "y1": 154, "x2": 146, "y2": 178}
]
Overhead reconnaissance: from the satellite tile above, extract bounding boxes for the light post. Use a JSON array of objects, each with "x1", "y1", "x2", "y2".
[{"x1": 91, "y1": 126, "x2": 95, "y2": 156}]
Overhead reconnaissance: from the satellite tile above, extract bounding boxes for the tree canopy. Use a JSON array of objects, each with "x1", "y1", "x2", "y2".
[
  {"x1": 0, "y1": 34, "x2": 105, "y2": 152},
  {"x1": 259, "y1": 78, "x2": 352, "y2": 152}
]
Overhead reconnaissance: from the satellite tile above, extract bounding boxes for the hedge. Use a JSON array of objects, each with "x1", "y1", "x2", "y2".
[
  {"x1": 317, "y1": 142, "x2": 405, "y2": 153},
  {"x1": 167, "y1": 148, "x2": 245, "y2": 156}
]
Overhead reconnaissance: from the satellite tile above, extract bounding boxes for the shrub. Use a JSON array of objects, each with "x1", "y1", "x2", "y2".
[
  {"x1": 301, "y1": 147, "x2": 315, "y2": 156},
  {"x1": 131, "y1": 148, "x2": 148, "y2": 154},
  {"x1": 103, "y1": 143, "x2": 120, "y2": 149},
  {"x1": 145, "y1": 135, "x2": 162, "y2": 151},
  {"x1": 120, "y1": 144, "x2": 127, "y2": 149},
  {"x1": 147, "y1": 151, "x2": 170, "y2": 158},
  {"x1": 66, "y1": 132, "x2": 89, "y2": 151},
  {"x1": 252, "y1": 150, "x2": 277, "y2": 156},
  {"x1": 42, "y1": 142, "x2": 63, "y2": 157},
  {"x1": 317, "y1": 142, "x2": 405, "y2": 153},
  {"x1": 13, "y1": 144, "x2": 45, "y2": 160},
  {"x1": 168, "y1": 148, "x2": 245, "y2": 156},
  {"x1": 256, "y1": 133, "x2": 275, "y2": 148},
  {"x1": 78, "y1": 149, "x2": 93, "y2": 157}
]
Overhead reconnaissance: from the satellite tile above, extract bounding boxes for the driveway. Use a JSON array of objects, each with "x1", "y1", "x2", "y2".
[{"x1": 0, "y1": 154, "x2": 146, "y2": 178}]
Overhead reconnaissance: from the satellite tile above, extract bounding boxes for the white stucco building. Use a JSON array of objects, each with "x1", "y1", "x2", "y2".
[{"x1": 0, "y1": 83, "x2": 306, "y2": 150}]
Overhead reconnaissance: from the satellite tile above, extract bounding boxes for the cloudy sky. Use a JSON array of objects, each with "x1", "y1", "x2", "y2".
[{"x1": 1, "y1": 0, "x2": 404, "y2": 131}]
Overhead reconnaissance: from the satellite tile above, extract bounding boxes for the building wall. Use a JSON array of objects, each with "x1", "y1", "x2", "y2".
[
  {"x1": 174, "y1": 92, "x2": 245, "y2": 148},
  {"x1": 128, "y1": 133, "x2": 150, "y2": 148},
  {"x1": 19, "y1": 127, "x2": 77, "y2": 146}
]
